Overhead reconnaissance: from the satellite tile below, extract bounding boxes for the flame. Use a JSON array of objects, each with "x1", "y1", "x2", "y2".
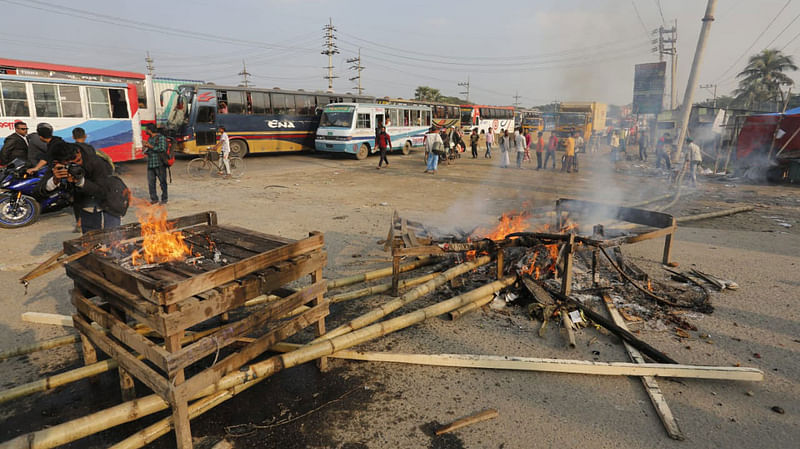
[
  {"x1": 465, "y1": 250, "x2": 477, "y2": 261},
  {"x1": 647, "y1": 279, "x2": 653, "y2": 292},
  {"x1": 128, "y1": 199, "x2": 191, "y2": 265},
  {"x1": 474, "y1": 211, "x2": 531, "y2": 240}
]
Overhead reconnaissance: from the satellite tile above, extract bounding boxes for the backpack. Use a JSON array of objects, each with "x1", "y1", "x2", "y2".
[
  {"x1": 432, "y1": 140, "x2": 446, "y2": 157},
  {"x1": 101, "y1": 175, "x2": 130, "y2": 218},
  {"x1": 158, "y1": 136, "x2": 175, "y2": 167}
]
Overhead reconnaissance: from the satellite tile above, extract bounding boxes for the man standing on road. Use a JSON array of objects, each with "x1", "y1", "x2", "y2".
[
  {"x1": 484, "y1": 128, "x2": 493, "y2": 158},
  {"x1": 214, "y1": 125, "x2": 231, "y2": 178},
  {"x1": 470, "y1": 128, "x2": 479, "y2": 158},
  {"x1": 143, "y1": 125, "x2": 168, "y2": 204},
  {"x1": 1, "y1": 121, "x2": 28, "y2": 166},
  {"x1": 515, "y1": 128, "x2": 526, "y2": 169},
  {"x1": 544, "y1": 133, "x2": 558, "y2": 169},
  {"x1": 655, "y1": 133, "x2": 672, "y2": 170},
  {"x1": 685, "y1": 137, "x2": 702, "y2": 187},
  {"x1": 638, "y1": 130, "x2": 650, "y2": 161},
  {"x1": 424, "y1": 126, "x2": 443, "y2": 174},
  {"x1": 535, "y1": 132, "x2": 544, "y2": 170},
  {"x1": 375, "y1": 125, "x2": 392, "y2": 169},
  {"x1": 562, "y1": 133, "x2": 575, "y2": 173}
]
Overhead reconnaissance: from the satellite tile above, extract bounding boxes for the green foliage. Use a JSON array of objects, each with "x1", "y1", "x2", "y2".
[{"x1": 734, "y1": 49, "x2": 797, "y2": 110}]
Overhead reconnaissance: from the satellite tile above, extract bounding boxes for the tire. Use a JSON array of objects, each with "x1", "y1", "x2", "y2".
[
  {"x1": 187, "y1": 158, "x2": 208, "y2": 178},
  {"x1": 229, "y1": 139, "x2": 249, "y2": 158},
  {"x1": 229, "y1": 157, "x2": 245, "y2": 178},
  {"x1": 402, "y1": 141, "x2": 412, "y2": 155},
  {"x1": 0, "y1": 193, "x2": 40, "y2": 228},
  {"x1": 356, "y1": 143, "x2": 369, "y2": 160}
]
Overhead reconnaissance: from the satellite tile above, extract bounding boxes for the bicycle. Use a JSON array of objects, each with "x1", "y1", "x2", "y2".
[{"x1": 187, "y1": 148, "x2": 244, "y2": 179}]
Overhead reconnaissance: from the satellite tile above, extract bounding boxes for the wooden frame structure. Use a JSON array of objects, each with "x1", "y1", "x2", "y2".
[{"x1": 63, "y1": 211, "x2": 328, "y2": 449}]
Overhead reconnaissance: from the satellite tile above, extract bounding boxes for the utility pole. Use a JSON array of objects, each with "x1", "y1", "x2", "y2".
[
  {"x1": 238, "y1": 60, "x2": 252, "y2": 88},
  {"x1": 321, "y1": 18, "x2": 339, "y2": 92},
  {"x1": 513, "y1": 91, "x2": 522, "y2": 108},
  {"x1": 700, "y1": 83, "x2": 717, "y2": 108},
  {"x1": 144, "y1": 51, "x2": 155, "y2": 76},
  {"x1": 346, "y1": 48, "x2": 365, "y2": 95},
  {"x1": 458, "y1": 76, "x2": 470, "y2": 103},
  {"x1": 674, "y1": 0, "x2": 717, "y2": 163},
  {"x1": 656, "y1": 21, "x2": 678, "y2": 109}
]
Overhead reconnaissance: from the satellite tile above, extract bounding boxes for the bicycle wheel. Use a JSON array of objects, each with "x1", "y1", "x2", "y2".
[
  {"x1": 187, "y1": 158, "x2": 208, "y2": 178},
  {"x1": 229, "y1": 157, "x2": 245, "y2": 178}
]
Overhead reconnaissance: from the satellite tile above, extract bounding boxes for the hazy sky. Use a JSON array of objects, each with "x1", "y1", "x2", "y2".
[{"x1": 2, "y1": 0, "x2": 799, "y2": 106}]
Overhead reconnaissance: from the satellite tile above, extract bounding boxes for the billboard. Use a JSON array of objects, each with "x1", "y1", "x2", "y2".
[{"x1": 632, "y1": 62, "x2": 666, "y2": 115}]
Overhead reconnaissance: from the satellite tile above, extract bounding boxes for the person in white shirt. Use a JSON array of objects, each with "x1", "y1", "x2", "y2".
[
  {"x1": 214, "y1": 125, "x2": 231, "y2": 178},
  {"x1": 514, "y1": 128, "x2": 526, "y2": 168},
  {"x1": 685, "y1": 137, "x2": 702, "y2": 187},
  {"x1": 423, "y1": 126, "x2": 443, "y2": 174}
]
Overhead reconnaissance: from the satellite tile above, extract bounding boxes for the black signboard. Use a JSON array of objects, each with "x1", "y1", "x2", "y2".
[{"x1": 632, "y1": 62, "x2": 666, "y2": 115}]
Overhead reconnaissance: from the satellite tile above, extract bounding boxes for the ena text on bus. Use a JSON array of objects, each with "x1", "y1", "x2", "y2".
[{"x1": 315, "y1": 103, "x2": 431, "y2": 159}]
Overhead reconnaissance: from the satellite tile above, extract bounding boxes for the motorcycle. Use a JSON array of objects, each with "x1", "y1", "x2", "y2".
[{"x1": 0, "y1": 158, "x2": 72, "y2": 228}]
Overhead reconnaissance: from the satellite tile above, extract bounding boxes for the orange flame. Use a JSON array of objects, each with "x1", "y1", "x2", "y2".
[
  {"x1": 465, "y1": 250, "x2": 477, "y2": 261},
  {"x1": 647, "y1": 279, "x2": 653, "y2": 292},
  {"x1": 128, "y1": 199, "x2": 192, "y2": 265},
  {"x1": 474, "y1": 211, "x2": 531, "y2": 240}
]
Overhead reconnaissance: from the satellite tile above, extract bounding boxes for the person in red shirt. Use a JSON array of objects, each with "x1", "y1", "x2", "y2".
[
  {"x1": 523, "y1": 130, "x2": 532, "y2": 162},
  {"x1": 544, "y1": 133, "x2": 558, "y2": 169},
  {"x1": 375, "y1": 126, "x2": 392, "y2": 169},
  {"x1": 535, "y1": 132, "x2": 545, "y2": 170}
]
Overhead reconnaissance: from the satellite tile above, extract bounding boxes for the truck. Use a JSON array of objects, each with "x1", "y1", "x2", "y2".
[{"x1": 556, "y1": 102, "x2": 607, "y2": 140}]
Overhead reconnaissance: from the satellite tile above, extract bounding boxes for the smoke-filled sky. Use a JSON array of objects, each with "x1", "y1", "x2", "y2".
[{"x1": 2, "y1": 0, "x2": 798, "y2": 107}]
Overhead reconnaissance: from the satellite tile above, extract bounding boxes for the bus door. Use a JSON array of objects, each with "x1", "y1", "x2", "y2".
[{"x1": 193, "y1": 89, "x2": 218, "y2": 148}]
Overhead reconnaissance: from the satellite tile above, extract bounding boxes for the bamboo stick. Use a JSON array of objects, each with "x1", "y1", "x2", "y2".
[
  {"x1": 327, "y1": 256, "x2": 436, "y2": 289},
  {"x1": 0, "y1": 278, "x2": 514, "y2": 449},
  {"x1": 435, "y1": 409, "x2": 499, "y2": 435},
  {"x1": 449, "y1": 295, "x2": 493, "y2": 321},
  {"x1": 330, "y1": 271, "x2": 440, "y2": 304},
  {"x1": 20, "y1": 312, "x2": 73, "y2": 327},
  {"x1": 321, "y1": 255, "x2": 492, "y2": 341},
  {"x1": 560, "y1": 309, "x2": 576, "y2": 348},
  {"x1": 675, "y1": 206, "x2": 754, "y2": 224},
  {"x1": 0, "y1": 335, "x2": 79, "y2": 361}
]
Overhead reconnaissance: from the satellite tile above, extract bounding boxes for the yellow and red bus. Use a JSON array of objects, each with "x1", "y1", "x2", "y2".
[{"x1": 460, "y1": 104, "x2": 515, "y2": 134}]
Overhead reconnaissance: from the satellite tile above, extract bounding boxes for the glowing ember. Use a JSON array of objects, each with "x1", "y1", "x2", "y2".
[
  {"x1": 647, "y1": 279, "x2": 653, "y2": 292},
  {"x1": 465, "y1": 250, "x2": 477, "y2": 260},
  {"x1": 128, "y1": 200, "x2": 192, "y2": 265}
]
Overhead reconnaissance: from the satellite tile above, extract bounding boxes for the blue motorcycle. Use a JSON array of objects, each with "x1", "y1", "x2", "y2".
[{"x1": 0, "y1": 158, "x2": 72, "y2": 228}]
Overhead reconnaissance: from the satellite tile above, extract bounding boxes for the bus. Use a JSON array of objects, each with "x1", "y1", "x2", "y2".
[
  {"x1": 163, "y1": 84, "x2": 374, "y2": 157},
  {"x1": 460, "y1": 104, "x2": 515, "y2": 134},
  {"x1": 380, "y1": 98, "x2": 461, "y2": 130},
  {"x1": 0, "y1": 58, "x2": 145, "y2": 162},
  {"x1": 315, "y1": 102, "x2": 431, "y2": 159}
]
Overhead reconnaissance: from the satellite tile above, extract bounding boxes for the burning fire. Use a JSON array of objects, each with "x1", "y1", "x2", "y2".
[
  {"x1": 474, "y1": 211, "x2": 531, "y2": 240},
  {"x1": 128, "y1": 199, "x2": 192, "y2": 265}
]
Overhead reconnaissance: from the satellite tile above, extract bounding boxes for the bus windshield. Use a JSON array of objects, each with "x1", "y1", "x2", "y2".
[
  {"x1": 320, "y1": 106, "x2": 355, "y2": 128},
  {"x1": 559, "y1": 113, "x2": 586, "y2": 126}
]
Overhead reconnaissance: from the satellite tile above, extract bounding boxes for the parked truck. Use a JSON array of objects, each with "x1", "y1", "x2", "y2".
[{"x1": 556, "y1": 102, "x2": 607, "y2": 140}]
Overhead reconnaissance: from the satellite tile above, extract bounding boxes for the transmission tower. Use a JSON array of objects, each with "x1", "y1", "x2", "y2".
[
  {"x1": 322, "y1": 18, "x2": 340, "y2": 92},
  {"x1": 144, "y1": 51, "x2": 155, "y2": 76},
  {"x1": 458, "y1": 76, "x2": 470, "y2": 103},
  {"x1": 655, "y1": 20, "x2": 678, "y2": 109},
  {"x1": 347, "y1": 49, "x2": 365, "y2": 95},
  {"x1": 513, "y1": 91, "x2": 521, "y2": 108},
  {"x1": 238, "y1": 60, "x2": 252, "y2": 88}
]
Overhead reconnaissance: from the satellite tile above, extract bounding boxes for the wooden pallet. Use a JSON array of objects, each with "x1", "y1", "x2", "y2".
[{"x1": 63, "y1": 212, "x2": 328, "y2": 449}]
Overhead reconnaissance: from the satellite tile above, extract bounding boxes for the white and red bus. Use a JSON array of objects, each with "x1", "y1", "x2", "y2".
[{"x1": 460, "y1": 104, "x2": 515, "y2": 135}]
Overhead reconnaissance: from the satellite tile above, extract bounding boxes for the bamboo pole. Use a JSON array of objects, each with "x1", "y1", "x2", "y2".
[
  {"x1": 0, "y1": 277, "x2": 515, "y2": 449},
  {"x1": 0, "y1": 335, "x2": 79, "y2": 361},
  {"x1": 330, "y1": 271, "x2": 440, "y2": 304},
  {"x1": 321, "y1": 255, "x2": 492, "y2": 341},
  {"x1": 449, "y1": 295, "x2": 493, "y2": 321},
  {"x1": 675, "y1": 206, "x2": 754, "y2": 224},
  {"x1": 327, "y1": 256, "x2": 436, "y2": 289},
  {"x1": 435, "y1": 409, "x2": 499, "y2": 435}
]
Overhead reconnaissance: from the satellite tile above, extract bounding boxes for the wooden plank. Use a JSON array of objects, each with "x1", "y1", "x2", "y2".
[
  {"x1": 66, "y1": 211, "x2": 216, "y2": 248},
  {"x1": 326, "y1": 351, "x2": 764, "y2": 381},
  {"x1": 394, "y1": 246, "x2": 446, "y2": 257},
  {"x1": 72, "y1": 314, "x2": 172, "y2": 398},
  {"x1": 435, "y1": 409, "x2": 499, "y2": 435},
  {"x1": 65, "y1": 263, "x2": 159, "y2": 314},
  {"x1": 154, "y1": 232, "x2": 324, "y2": 305},
  {"x1": 168, "y1": 388, "x2": 194, "y2": 449},
  {"x1": 161, "y1": 251, "x2": 326, "y2": 335},
  {"x1": 165, "y1": 281, "x2": 327, "y2": 373},
  {"x1": 560, "y1": 234, "x2": 574, "y2": 296},
  {"x1": 311, "y1": 268, "x2": 328, "y2": 371},
  {"x1": 21, "y1": 312, "x2": 73, "y2": 327},
  {"x1": 180, "y1": 301, "x2": 329, "y2": 399},
  {"x1": 555, "y1": 199, "x2": 675, "y2": 229},
  {"x1": 603, "y1": 295, "x2": 684, "y2": 440},
  {"x1": 520, "y1": 277, "x2": 555, "y2": 306},
  {"x1": 215, "y1": 224, "x2": 294, "y2": 245},
  {"x1": 560, "y1": 309, "x2": 576, "y2": 348},
  {"x1": 623, "y1": 224, "x2": 676, "y2": 244},
  {"x1": 71, "y1": 292, "x2": 170, "y2": 371}
]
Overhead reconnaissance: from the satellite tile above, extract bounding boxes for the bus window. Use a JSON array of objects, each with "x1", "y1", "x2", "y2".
[
  {"x1": 87, "y1": 87, "x2": 111, "y2": 118},
  {"x1": 60, "y1": 85, "x2": 82, "y2": 117},
  {"x1": 316, "y1": 95, "x2": 331, "y2": 107},
  {"x1": 196, "y1": 106, "x2": 215, "y2": 124},
  {"x1": 295, "y1": 95, "x2": 314, "y2": 115},
  {"x1": 226, "y1": 90, "x2": 246, "y2": 114},
  {"x1": 403, "y1": 109, "x2": 410, "y2": 126},
  {"x1": 251, "y1": 92, "x2": 270, "y2": 114},
  {"x1": 32, "y1": 84, "x2": 59, "y2": 117},
  {"x1": 389, "y1": 108, "x2": 399, "y2": 127},
  {"x1": 0, "y1": 81, "x2": 29, "y2": 116},
  {"x1": 109, "y1": 88, "x2": 129, "y2": 118},
  {"x1": 134, "y1": 80, "x2": 147, "y2": 108},
  {"x1": 271, "y1": 93, "x2": 293, "y2": 114},
  {"x1": 411, "y1": 109, "x2": 420, "y2": 125},
  {"x1": 422, "y1": 110, "x2": 430, "y2": 126},
  {"x1": 356, "y1": 112, "x2": 371, "y2": 129}
]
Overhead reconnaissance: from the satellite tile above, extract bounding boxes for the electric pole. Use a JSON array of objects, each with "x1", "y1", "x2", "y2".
[
  {"x1": 322, "y1": 18, "x2": 339, "y2": 92},
  {"x1": 145, "y1": 51, "x2": 155, "y2": 76},
  {"x1": 700, "y1": 83, "x2": 717, "y2": 108},
  {"x1": 656, "y1": 21, "x2": 678, "y2": 109},
  {"x1": 458, "y1": 76, "x2": 470, "y2": 103},
  {"x1": 674, "y1": 0, "x2": 717, "y2": 163},
  {"x1": 347, "y1": 48, "x2": 365, "y2": 95},
  {"x1": 238, "y1": 60, "x2": 252, "y2": 88},
  {"x1": 513, "y1": 91, "x2": 521, "y2": 108}
]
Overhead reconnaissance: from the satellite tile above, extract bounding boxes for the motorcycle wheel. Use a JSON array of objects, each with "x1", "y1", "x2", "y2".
[{"x1": 0, "y1": 193, "x2": 41, "y2": 228}]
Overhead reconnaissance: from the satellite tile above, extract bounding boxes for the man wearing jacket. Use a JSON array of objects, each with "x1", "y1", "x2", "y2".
[
  {"x1": 144, "y1": 125, "x2": 168, "y2": 204},
  {"x1": 0, "y1": 121, "x2": 29, "y2": 166},
  {"x1": 375, "y1": 126, "x2": 392, "y2": 169}
]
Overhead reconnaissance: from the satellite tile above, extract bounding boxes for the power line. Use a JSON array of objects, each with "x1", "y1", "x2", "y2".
[
  {"x1": 321, "y1": 18, "x2": 339, "y2": 91},
  {"x1": 655, "y1": 0, "x2": 667, "y2": 25},
  {"x1": 765, "y1": 9, "x2": 800, "y2": 48},
  {"x1": 631, "y1": 1, "x2": 652, "y2": 40},
  {"x1": 346, "y1": 49, "x2": 365, "y2": 95},
  {"x1": 713, "y1": 0, "x2": 792, "y2": 82}
]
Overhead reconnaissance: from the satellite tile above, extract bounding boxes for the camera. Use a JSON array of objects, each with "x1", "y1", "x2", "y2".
[{"x1": 55, "y1": 162, "x2": 85, "y2": 187}]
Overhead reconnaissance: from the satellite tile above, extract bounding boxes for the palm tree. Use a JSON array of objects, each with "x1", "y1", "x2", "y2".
[
  {"x1": 734, "y1": 49, "x2": 797, "y2": 110},
  {"x1": 414, "y1": 86, "x2": 442, "y2": 102}
]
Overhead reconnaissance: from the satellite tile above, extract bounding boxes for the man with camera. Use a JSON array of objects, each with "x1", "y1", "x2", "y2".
[
  {"x1": 143, "y1": 125, "x2": 168, "y2": 204},
  {"x1": 36, "y1": 140, "x2": 121, "y2": 233}
]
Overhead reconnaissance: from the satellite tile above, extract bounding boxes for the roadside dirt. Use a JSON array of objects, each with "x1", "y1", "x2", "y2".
[{"x1": 0, "y1": 147, "x2": 797, "y2": 448}]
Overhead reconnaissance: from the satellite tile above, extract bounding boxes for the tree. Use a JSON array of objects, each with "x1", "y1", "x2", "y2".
[
  {"x1": 414, "y1": 86, "x2": 442, "y2": 102},
  {"x1": 734, "y1": 49, "x2": 797, "y2": 110}
]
